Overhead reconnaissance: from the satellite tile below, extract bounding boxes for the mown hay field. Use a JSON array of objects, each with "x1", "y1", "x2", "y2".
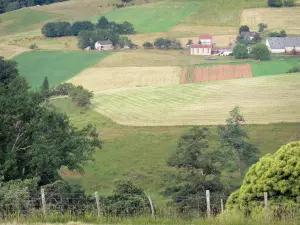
[
  {"x1": 70, "y1": 66, "x2": 181, "y2": 92},
  {"x1": 13, "y1": 51, "x2": 110, "y2": 89},
  {"x1": 241, "y1": 7, "x2": 300, "y2": 35},
  {"x1": 92, "y1": 74, "x2": 300, "y2": 126},
  {"x1": 0, "y1": 44, "x2": 29, "y2": 59},
  {"x1": 53, "y1": 98, "x2": 300, "y2": 198},
  {"x1": 101, "y1": 1, "x2": 201, "y2": 33}
]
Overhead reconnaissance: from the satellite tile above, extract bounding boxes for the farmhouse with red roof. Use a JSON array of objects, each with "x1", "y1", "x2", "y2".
[{"x1": 190, "y1": 34, "x2": 213, "y2": 55}]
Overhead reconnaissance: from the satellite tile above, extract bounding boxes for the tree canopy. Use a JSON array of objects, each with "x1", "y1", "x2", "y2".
[
  {"x1": 227, "y1": 141, "x2": 300, "y2": 213},
  {"x1": 0, "y1": 57, "x2": 101, "y2": 185},
  {"x1": 233, "y1": 44, "x2": 249, "y2": 59},
  {"x1": 250, "y1": 43, "x2": 270, "y2": 60},
  {"x1": 239, "y1": 25, "x2": 250, "y2": 34}
]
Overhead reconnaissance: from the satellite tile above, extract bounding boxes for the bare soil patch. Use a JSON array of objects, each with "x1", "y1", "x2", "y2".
[{"x1": 180, "y1": 64, "x2": 253, "y2": 84}]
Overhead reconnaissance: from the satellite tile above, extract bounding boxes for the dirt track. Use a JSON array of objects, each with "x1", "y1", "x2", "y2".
[{"x1": 180, "y1": 64, "x2": 253, "y2": 84}]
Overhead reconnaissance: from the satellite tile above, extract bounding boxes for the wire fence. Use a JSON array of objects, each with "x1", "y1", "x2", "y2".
[{"x1": 1, "y1": 189, "x2": 300, "y2": 221}]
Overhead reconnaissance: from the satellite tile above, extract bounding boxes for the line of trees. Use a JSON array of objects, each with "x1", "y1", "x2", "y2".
[
  {"x1": 268, "y1": 0, "x2": 296, "y2": 7},
  {"x1": 0, "y1": 0, "x2": 68, "y2": 14},
  {"x1": 233, "y1": 43, "x2": 270, "y2": 60},
  {"x1": 41, "y1": 16, "x2": 135, "y2": 38},
  {"x1": 143, "y1": 38, "x2": 182, "y2": 50}
]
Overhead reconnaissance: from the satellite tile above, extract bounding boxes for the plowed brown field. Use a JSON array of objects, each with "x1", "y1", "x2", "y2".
[{"x1": 180, "y1": 64, "x2": 253, "y2": 84}]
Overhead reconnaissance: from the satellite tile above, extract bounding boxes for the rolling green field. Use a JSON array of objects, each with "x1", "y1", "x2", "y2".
[
  {"x1": 0, "y1": 8, "x2": 58, "y2": 35},
  {"x1": 53, "y1": 98, "x2": 300, "y2": 202},
  {"x1": 13, "y1": 51, "x2": 110, "y2": 89},
  {"x1": 101, "y1": 1, "x2": 201, "y2": 33},
  {"x1": 92, "y1": 74, "x2": 300, "y2": 126}
]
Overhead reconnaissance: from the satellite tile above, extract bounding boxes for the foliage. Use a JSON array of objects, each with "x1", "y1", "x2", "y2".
[
  {"x1": 218, "y1": 106, "x2": 258, "y2": 176},
  {"x1": 268, "y1": 0, "x2": 283, "y2": 7},
  {"x1": 236, "y1": 35, "x2": 251, "y2": 45},
  {"x1": 252, "y1": 33, "x2": 262, "y2": 43},
  {"x1": 41, "y1": 22, "x2": 72, "y2": 37},
  {"x1": 68, "y1": 85, "x2": 94, "y2": 108},
  {"x1": 118, "y1": 36, "x2": 133, "y2": 47},
  {"x1": 29, "y1": 43, "x2": 38, "y2": 51},
  {"x1": 71, "y1": 21, "x2": 94, "y2": 36},
  {"x1": 77, "y1": 29, "x2": 119, "y2": 49},
  {"x1": 102, "y1": 181, "x2": 151, "y2": 217},
  {"x1": 142, "y1": 42, "x2": 154, "y2": 49},
  {"x1": 283, "y1": 0, "x2": 296, "y2": 6},
  {"x1": 0, "y1": 178, "x2": 39, "y2": 214},
  {"x1": 269, "y1": 30, "x2": 287, "y2": 37},
  {"x1": 233, "y1": 44, "x2": 249, "y2": 59},
  {"x1": 250, "y1": 43, "x2": 270, "y2": 60},
  {"x1": 186, "y1": 39, "x2": 193, "y2": 46},
  {"x1": 5, "y1": 1, "x2": 21, "y2": 12},
  {"x1": 258, "y1": 23, "x2": 268, "y2": 32},
  {"x1": 154, "y1": 38, "x2": 181, "y2": 50},
  {"x1": 41, "y1": 76, "x2": 50, "y2": 97},
  {"x1": 287, "y1": 66, "x2": 300, "y2": 73},
  {"x1": 51, "y1": 82, "x2": 74, "y2": 96},
  {"x1": 0, "y1": 57, "x2": 101, "y2": 185},
  {"x1": 239, "y1": 25, "x2": 250, "y2": 34},
  {"x1": 96, "y1": 16, "x2": 110, "y2": 29},
  {"x1": 227, "y1": 142, "x2": 300, "y2": 214},
  {"x1": 165, "y1": 127, "x2": 226, "y2": 213},
  {"x1": 110, "y1": 21, "x2": 136, "y2": 35}
]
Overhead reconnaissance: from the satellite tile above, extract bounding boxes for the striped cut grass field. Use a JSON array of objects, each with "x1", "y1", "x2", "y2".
[
  {"x1": 241, "y1": 7, "x2": 300, "y2": 35},
  {"x1": 70, "y1": 66, "x2": 181, "y2": 92},
  {"x1": 92, "y1": 74, "x2": 300, "y2": 126}
]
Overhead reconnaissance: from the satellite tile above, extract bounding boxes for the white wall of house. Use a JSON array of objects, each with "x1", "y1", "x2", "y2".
[
  {"x1": 271, "y1": 49, "x2": 285, "y2": 53},
  {"x1": 191, "y1": 47, "x2": 211, "y2": 55}
]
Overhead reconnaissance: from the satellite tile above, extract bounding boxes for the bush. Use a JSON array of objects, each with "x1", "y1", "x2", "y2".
[
  {"x1": 227, "y1": 141, "x2": 300, "y2": 214},
  {"x1": 51, "y1": 83, "x2": 74, "y2": 96},
  {"x1": 287, "y1": 66, "x2": 300, "y2": 73},
  {"x1": 239, "y1": 25, "x2": 250, "y2": 34},
  {"x1": 258, "y1": 23, "x2": 268, "y2": 32},
  {"x1": 233, "y1": 44, "x2": 249, "y2": 59},
  {"x1": 250, "y1": 43, "x2": 270, "y2": 60},
  {"x1": 41, "y1": 22, "x2": 72, "y2": 37},
  {"x1": 269, "y1": 30, "x2": 287, "y2": 37},
  {"x1": 154, "y1": 38, "x2": 181, "y2": 50},
  {"x1": 283, "y1": 0, "x2": 296, "y2": 6},
  {"x1": 29, "y1": 43, "x2": 38, "y2": 51},
  {"x1": 118, "y1": 36, "x2": 132, "y2": 47},
  {"x1": 71, "y1": 21, "x2": 94, "y2": 36},
  {"x1": 69, "y1": 85, "x2": 93, "y2": 108},
  {"x1": 268, "y1": 0, "x2": 283, "y2": 7},
  {"x1": 143, "y1": 42, "x2": 154, "y2": 49}
]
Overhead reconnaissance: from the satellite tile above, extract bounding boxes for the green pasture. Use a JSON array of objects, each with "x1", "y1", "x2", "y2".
[
  {"x1": 0, "y1": 8, "x2": 58, "y2": 35},
  {"x1": 98, "y1": 1, "x2": 201, "y2": 33},
  {"x1": 13, "y1": 51, "x2": 110, "y2": 89},
  {"x1": 53, "y1": 98, "x2": 300, "y2": 203}
]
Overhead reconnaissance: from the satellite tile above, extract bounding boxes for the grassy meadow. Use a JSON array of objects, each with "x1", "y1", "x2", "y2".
[
  {"x1": 0, "y1": 8, "x2": 58, "y2": 35},
  {"x1": 91, "y1": 74, "x2": 300, "y2": 126},
  {"x1": 13, "y1": 51, "x2": 110, "y2": 89},
  {"x1": 101, "y1": 1, "x2": 201, "y2": 33},
  {"x1": 53, "y1": 98, "x2": 300, "y2": 203}
]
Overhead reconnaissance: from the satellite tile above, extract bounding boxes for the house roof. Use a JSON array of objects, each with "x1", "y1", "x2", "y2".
[
  {"x1": 199, "y1": 34, "x2": 212, "y2": 40},
  {"x1": 191, "y1": 44, "x2": 212, "y2": 48},
  {"x1": 241, "y1": 31, "x2": 258, "y2": 37},
  {"x1": 267, "y1": 37, "x2": 300, "y2": 49},
  {"x1": 96, "y1": 40, "x2": 113, "y2": 45}
]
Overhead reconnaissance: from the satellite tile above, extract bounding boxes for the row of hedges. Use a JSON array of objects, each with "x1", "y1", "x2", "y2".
[{"x1": 41, "y1": 16, "x2": 135, "y2": 38}]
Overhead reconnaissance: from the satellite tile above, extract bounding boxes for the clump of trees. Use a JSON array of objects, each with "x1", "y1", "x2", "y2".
[
  {"x1": 269, "y1": 30, "x2": 287, "y2": 37},
  {"x1": 287, "y1": 66, "x2": 300, "y2": 73},
  {"x1": 0, "y1": 57, "x2": 101, "y2": 187},
  {"x1": 69, "y1": 85, "x2": 93, "y2": 108},
  {"x1": 250, "y1": 43, "x2": 270, "y2": 60},
  {"x1": 153, "y1": 38, "x2": 182, "y2": 50},
  {"x1": 0, "y1": 0, "x2": 68, "y2": 14},
  {"x1": 268, "y1": 0, "x2": 296, "y2": 7},
  {"x1": 227, "y1": 141, "x2": 300, "y2": 214},
  {"x1": 142, "y1": 41, "x2": 154, "y2": 49},
  {"x1": 42, "y1": 16, "x2": 135, "y2": 38},
  {"x1": 233, "y1": 44, "x2": 249, "y2": 59},
  {"x1": 103, "y1": 181, "x2": 151, "y2": 217}
]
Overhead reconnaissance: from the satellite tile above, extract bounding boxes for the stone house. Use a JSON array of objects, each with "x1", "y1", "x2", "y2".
[{"x1": 95, "y1": 40, "x2": 113, "y2": 51}]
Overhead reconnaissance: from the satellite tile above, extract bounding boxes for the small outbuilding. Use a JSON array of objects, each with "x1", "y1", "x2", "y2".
[
  {"x1": 190, "y1": 44, "x2": 212, "y2": 55},
  {"x1": 95, "y1": 40, "x2": 113, "y2": 51}
]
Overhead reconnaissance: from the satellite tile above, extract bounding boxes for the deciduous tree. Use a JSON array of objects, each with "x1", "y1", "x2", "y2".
[
  {"x1": 250, "y1": 43, "x2": 270, "y2": 60},
  {"x1": 233, "y1": 44, "x2": 249, "y2": 59}
]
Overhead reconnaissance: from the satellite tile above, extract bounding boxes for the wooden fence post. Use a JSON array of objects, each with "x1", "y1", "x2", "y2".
[
  {"x1": 221, "y1": 198, "x2": 224, "y2": 214},
  {"x1": 41, "y1": 188, "x2": 46, "y2": 216},
  {"x1": 206, "y1": 190, "x2": 211, "y2": 218},
  {"x1": 95, "y1": 192, "x2": 101, "y2": 217},
  {"x1": 147, "y1": 195, "x2": 155, "y2": 219},
  {"x1": 264, "y1": 192, "x2": 269, "y2": 223}
]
